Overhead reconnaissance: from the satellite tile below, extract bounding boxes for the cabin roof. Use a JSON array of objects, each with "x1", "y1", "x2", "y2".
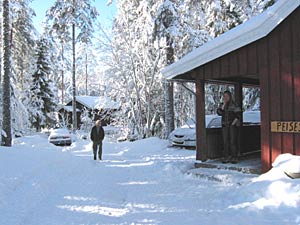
[
  {"x1": 75, "y1": 96, "x2": 120, "y2": 110},
  {"x1": 63, "y1": 96, "x2": 120, "y2": 110}
]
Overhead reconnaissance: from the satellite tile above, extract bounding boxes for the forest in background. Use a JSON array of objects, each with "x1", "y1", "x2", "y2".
[{"x1": 0, "y1": 0, "x2": 275, "y2": 145}]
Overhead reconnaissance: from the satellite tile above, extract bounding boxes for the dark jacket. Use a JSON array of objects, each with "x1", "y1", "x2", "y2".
[
  {"x1": 90, "y1": 125, "x2": 105, "y2": 142},
  {"x1": 217, "y1": 102, "x2": 241, "y2": 127}
]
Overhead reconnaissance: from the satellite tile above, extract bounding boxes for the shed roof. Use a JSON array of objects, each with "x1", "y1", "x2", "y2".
[
  {"x1": 161, "y1": 0, "x2": 300, "y2": 80},
  {"x1": 64, "y1": 96, "x2": 120, "y2": 110},
  {"x1": 75, "y1": 96, "x2": 120, "y2": 110}
]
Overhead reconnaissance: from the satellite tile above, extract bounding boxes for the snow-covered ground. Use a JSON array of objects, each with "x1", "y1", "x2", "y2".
[{"x1": 0, "y1": 135, "x2": 299, "y2": 225}]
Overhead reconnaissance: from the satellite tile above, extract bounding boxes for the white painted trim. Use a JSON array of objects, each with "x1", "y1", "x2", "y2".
[{"x1": 161, "y1": 0, "x2": 300, "y2": 80}]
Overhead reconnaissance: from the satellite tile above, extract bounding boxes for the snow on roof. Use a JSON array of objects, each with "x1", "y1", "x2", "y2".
[
  {"x1": 75, "y1": 96, "x2": 120, "y2": 110},
  {"x1": 162, "y1": 0, "x2": 300, "y2": 80}
]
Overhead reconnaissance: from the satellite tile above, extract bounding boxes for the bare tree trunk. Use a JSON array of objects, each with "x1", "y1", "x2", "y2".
[
  {"x1": 1, "y1": 0, "x2": 12, "y2": 146},
  {"x1": 0, "y1": 27, "x2": 2, "y2": 85},
  {"x1": 164, "y1": 35, "x2": 174, "y2": 138},
  {"x1": 61, "y1": 42, "x2": 64, "y2": 104},
  {"x1": 0, "y1": 6, "x2": 2, "y2": 132},
  {"x1": 72, "y1": 22, "x2": 77, "y2": 131},
  {"x1": 165, "y1": 81, "x2": 174, "y2": 137},
  {"x1": 85, "y1": 53, "x2": 88, "y2": 95},
  {"x1": 61, "y1": 69, "x2": 64, "y2": 104}
]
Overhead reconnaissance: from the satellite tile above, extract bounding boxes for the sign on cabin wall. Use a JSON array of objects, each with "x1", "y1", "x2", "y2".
[{"x1": 271, "y1": 121, "x2": 300, "y2": 133}]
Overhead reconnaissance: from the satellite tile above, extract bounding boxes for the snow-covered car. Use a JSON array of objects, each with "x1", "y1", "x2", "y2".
[
  {"x1": 169, "y1": 111, "x2": 261, "y2": 148},
  {"x1": 48, "y1": 128, "x2": 72, "y2": 146},
  {"x1": 117, "y1": 127, "x2": 139, "y2": 142},
  {"x1": 117, "y1": 132, "x2": 139, "y2": 142},
  {"x1": 169, "y1": 115, "x2": 221, "y2": 148}
]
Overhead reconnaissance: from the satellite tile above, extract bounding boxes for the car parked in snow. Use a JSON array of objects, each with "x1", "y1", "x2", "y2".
[
  {"x1": 169, "y1": 111, "x2": 261, "y2": 148},
  {"x1": 48, "y1": 128, "x2": 72, "y2": 146}
]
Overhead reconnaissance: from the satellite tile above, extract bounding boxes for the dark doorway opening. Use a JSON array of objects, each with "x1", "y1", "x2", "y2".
[{"x1": 203, "y1": 81, "x2": 261, "y2": 160}]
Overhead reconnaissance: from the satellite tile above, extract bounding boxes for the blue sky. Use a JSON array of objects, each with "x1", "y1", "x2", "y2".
[{"x1": 30, "y1": 0, "x2": 117, "y2": 33}]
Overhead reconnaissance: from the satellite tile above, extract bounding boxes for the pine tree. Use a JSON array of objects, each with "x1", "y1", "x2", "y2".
[
  {"x1": 1, "y1": 0, "x2": 12, "y2": 146},
  {"x1": 10, "y1": 0, "x2": 37, "y2": 136},
  {"x1": 11, "y1": 0, "x2": 37, "y2": 90},
  {"x1": 29, "y1": 38, "x2": 57, "y2": 132}
]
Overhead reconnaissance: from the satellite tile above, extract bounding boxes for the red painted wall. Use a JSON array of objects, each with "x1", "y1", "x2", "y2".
[{"x1": 259, "y1": 8, "x2": 300, "y2": 172}]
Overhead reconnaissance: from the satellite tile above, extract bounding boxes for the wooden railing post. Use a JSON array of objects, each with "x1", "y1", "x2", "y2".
[
  {"x1": 234, "y1": 82, "x2": 243, "y2": 156},
  {"x1": 195, "y1": 78, "x2": 207, "y2": 161}
]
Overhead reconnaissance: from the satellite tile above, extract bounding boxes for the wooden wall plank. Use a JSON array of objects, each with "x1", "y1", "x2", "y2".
[
  {"x1": 280, "y1": 18, "x2": 294, "y2": 155},
  {"x1": 196, "y1": 67, "x2": 204, "y2": 80},
  {"x1": 292, "y1": 8, "x2": 300, "y2": 155},
  {"x1": 268, "y1": 29, "x2": 282, "y2": 163},
  {"x1": 258, "y1": 37, "x2": 271, "y2": 172},
  {"x1": 211, "y1": 59, "x2": 221, "y2": 78},
  {"x1": 229, "y1": 52, "x2": 238, "y2": 76},
  {"x1": 204, "y1": 63, "x2": 212, "y2": 78},
  {"x1": 220, "y1": 57, "x2": 230, "y2": 78},
  {"x1": 238, "y1": 47, "x2": 247, "y2": 76},
  {"x1": 247, "y1": 43, "x2": 258, "y2": 75}
]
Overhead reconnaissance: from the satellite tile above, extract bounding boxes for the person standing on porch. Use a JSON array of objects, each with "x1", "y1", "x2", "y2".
[
  {"x1": 217, "y1": 91, "x2": 241, "y2": 164},
  {"x1": 90, "y1": 120, "x2": 105, "y2": 160}
]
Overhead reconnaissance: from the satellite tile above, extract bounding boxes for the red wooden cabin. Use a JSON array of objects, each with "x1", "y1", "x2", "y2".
[{"x1": 162, "y1": 1, "x2": 300, "y2": 172}]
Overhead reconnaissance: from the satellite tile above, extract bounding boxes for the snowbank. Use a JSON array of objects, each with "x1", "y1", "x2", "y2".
[
  {"x1": 229, "y1": 154, "x2": 300, "y2": 212},
  {"x1": 273, "y1": 153, "x2": 300, "y2": 174}
]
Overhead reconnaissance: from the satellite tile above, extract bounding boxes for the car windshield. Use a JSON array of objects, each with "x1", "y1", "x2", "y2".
[
  {"x1": 183, "y1": 116, "x2": 220, "y2": 129},
  {"x1": 205, "y1": 115, "x2": 220, "y2": 128},
  {"x1": 184, "y1": 118, "x2": 196, "y2": 129},
  {"x1": 208, "y1": 117, "x2": 221, "y2": 128},
  {"x1": 243, "y1": 111, "x2": 261, "y2": 124}
]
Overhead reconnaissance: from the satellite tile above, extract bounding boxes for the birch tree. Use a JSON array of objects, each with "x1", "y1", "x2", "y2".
[{"x1": 76, "y1": 42, "x2": 98, "y2": 95}]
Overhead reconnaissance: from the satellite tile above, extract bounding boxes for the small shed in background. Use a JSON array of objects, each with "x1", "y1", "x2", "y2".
[
  {"x1": 162, "y1": 1, "x2": 300, "y2": 172},
  {"x1": 59, "y1": 96, "x2": 120, "y2": 128}
]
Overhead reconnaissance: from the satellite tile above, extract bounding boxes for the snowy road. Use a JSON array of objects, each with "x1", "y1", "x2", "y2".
[{"x1": 0, "y1": 135, "x2": 299, "y2": 225}]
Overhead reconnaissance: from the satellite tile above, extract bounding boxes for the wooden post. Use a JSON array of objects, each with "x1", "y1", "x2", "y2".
[
  {"x1": 234, "y1": 82, "x2": 243, "y2": 156},
  {"x1": 61, "y1": 41, "x2": 65, "y2": 104},
  {"x1": 195, "y1": 78, "x2": 207, "y2": 161}
]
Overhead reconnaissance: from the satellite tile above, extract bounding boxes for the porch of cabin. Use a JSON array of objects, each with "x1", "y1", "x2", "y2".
[{"x1": 192, "y1": 78, "x2": 262, "y2": 173}]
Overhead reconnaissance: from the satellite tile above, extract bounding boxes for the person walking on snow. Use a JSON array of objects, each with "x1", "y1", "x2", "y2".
[
  {"x1": 90, "y1": 120, "x2": 105, "y2": 160},
  {"x1": 217, "y1": 90, "x2": 241, "y2": 164}
]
